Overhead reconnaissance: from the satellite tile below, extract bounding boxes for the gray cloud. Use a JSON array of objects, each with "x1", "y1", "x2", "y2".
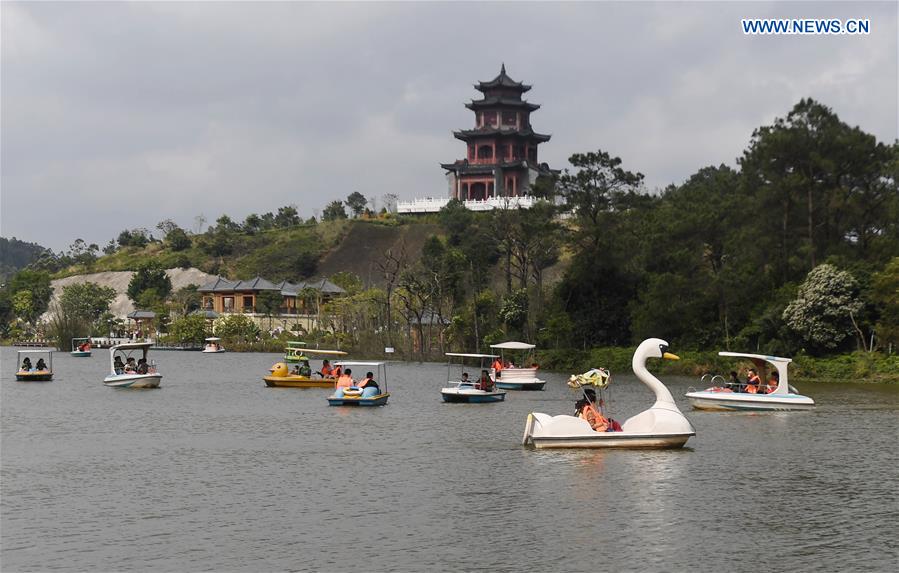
[{"x1": 2, "y1": 1, "x2": 895, "y2": 250}]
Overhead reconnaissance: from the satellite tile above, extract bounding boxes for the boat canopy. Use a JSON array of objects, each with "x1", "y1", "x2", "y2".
[
  {"x1": 205, "y1": 337, "x2": 221, "y2": 342},
  {"x1": 490, "y1": 341, "x2": 535, "y2": 350},
  {"x1": 334, "y1": 361, "x2": 386, "y2": 367},
  {"x1": 719, "y1": 351, "x2": 791, "y2": 394},
  {"x1": 445, "y1": 352, "x2": 499, "y2": 359},
  {"x1": 287, "y1": 341, "x2": 307, "y2": 347},
  {"x1": 17, "y1": 349, "x2": 53, "y2": 357},
  {"x1": 72, "y1": 337, "x2": 90, "y2": 342},
  {"x1": 301, "y1": 349, "x2": 347, "y2": 356},
  {"x1": 110, "y1": 342, "x2": 154, "y2": 351}
]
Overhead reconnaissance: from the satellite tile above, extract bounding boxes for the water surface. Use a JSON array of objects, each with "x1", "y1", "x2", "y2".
[{"x1": 2, "y1": 347, "x2": 897, "y2": 572}]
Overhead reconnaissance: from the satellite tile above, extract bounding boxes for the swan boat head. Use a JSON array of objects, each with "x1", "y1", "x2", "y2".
[{"x1": 622, "y1": 338, "x2": 695, "y2": 435}]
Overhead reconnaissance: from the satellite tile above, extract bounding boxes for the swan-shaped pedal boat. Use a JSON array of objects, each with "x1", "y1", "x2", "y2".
[{"x1": 522, "y1": 338, "x2": 695, "y2": 449}]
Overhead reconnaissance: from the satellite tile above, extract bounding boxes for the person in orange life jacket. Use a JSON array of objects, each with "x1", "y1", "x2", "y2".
[
  {"x1": 745, "y1": 368, "x2": 761, "y2": 394},
  {"x1": 319, "y1": 360, "x2": 334, "y2": 378},
  {"x1": 336, "y1": 368, "x2": 354, "y2": 389},
  {"x1": 574, "y1": 388, "x2": 610, "y2": 432},
  {"x1": 492, "y1": 358, "x2": 503, "y2": 378},
  {"x1": 765, "y1": 371, "x2": 779, "y2": 394},
  {"x1": 477, "y1": 369, "x2": 494, "y2": 391}
]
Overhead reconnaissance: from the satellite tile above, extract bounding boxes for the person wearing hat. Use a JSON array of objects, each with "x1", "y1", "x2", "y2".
[{"x1": 574, "y1": 388, "x2": 609, "y2": 432}]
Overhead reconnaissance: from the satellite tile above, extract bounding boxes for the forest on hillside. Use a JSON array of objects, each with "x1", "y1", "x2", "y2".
[{"x1": 2, "y1": 99, "x2": 897, "y2": 365}]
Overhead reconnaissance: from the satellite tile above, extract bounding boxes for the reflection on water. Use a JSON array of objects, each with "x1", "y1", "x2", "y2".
[{"x1": 2, "y1": 347, "x2": 897, "y2": 572}]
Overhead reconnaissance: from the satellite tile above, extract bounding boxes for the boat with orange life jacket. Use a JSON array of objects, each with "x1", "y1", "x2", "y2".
[
  {"x1": 440, "y1": 353, "x2": 506, "y2": 403},
  {"x1": 489, "y1": 341, "x2": 546, "y2": 390},
  {"x1": 685, "y1": 352, "x2": 814, "y2": 411},
  {"x1": 327, "y1": 362, "x2": 390, "y2": 406},
  {"x1": 523, "y1": 339, "x2": 695, "y2": 449}
]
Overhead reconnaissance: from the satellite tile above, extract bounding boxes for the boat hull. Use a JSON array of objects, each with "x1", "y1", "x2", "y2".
[
  {"x1": 685, "y1": 391, "x2": 815, "y2": 411},
  {"x1": 16, "y1": 372, "x2": 53, "y2": 381},
  {"x1": 529, "y1": 433, "x2": 692, "y2": 449},
  {"x1": 441, "y1": 389, "x2": 506, "y2": 403},
  {"x1": 328, "y1": 393, "x2": 390, "y2": 406},
  {"x1": 522, "y1": 413, "x2": 694, "y2": 449},
  {"x1": 202, "y1": 349, "x2": 225, "y2": 354},
  {"x1": 103, "y1": 374, "x2": 161, "y2": 388},
  {"x1": 264, "y1": 376, "x2": 333, "y2": 388},
  {"x1": 495, "y1": 380, "x2": 545, "y2": 391},
  {"x1": 70, "y1": 351, "x2": 92, "y2": 357}
]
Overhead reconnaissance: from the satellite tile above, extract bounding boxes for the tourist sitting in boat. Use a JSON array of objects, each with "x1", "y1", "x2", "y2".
[
  {"x1": 79, "y1": 342, "x2": 90, "y2": 351},
  {"x1": 574, "y1": 388, "x2": 610, "y2": 432},
  {"x1": 476, "y1": 369, "x2": 495, "y2": 391},
  {"x1": 21, "y1": 357, "x2": 32, "y2": 371},
  {"x1": 765, "y1": 371, "x2": 779, "y2": 394},
  {"x1": 114, "y1": 356, "x2": 125, "y2": 374},
  {"x1": 136, "y1": 358, "x2": 149, "y2": 375},
  {"x1": 359, "y1": 371, "x2": 380, "y2": 397},
  {"x1": 745, "y1": 369, "x2": 761, "y2": 394},
  {"x1": 35, "y1": 358, "x2": 47, "y2": 371},
  {"x1": 125, "y1": 357, "x2": 137, "y2": 373},
  {"x1": 492, "y1": 358, "x2": 503, "y2": 376},
  {"x1": 336, "y1": 368, "x2": 354, "y2": 390},
  {"x1": 298, "y1": 360, "x2": 312, "y2": 377},
  {"x1": 460, "y1": 372, "x2": 471, "y2": 385},
  {"x1": 727, "y1": 371, "x2": 740, "y2": 391}
]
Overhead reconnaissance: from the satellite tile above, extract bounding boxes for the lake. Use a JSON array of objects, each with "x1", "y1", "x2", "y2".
[{"x1": 2, "y1": 346, "x2": 897, "y2": 572}]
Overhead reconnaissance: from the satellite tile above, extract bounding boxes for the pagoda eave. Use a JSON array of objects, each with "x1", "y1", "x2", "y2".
[
  {"x1": 465, "y1": 99, "x2": 540, "y2": 112},
  {"x1": 453, "y1": 130, "x2": 551, "y2": 143}
]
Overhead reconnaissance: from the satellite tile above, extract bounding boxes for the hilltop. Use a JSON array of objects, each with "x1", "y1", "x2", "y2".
[{"x1": 49, "y1": 218, "x2": 443, "y2": 287}]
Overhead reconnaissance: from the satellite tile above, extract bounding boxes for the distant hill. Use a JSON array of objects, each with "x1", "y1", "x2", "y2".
[
  {"x1": 0, "y1": 237, "x2": 48, "y2": 282},
  {"x1": 52, "y1": 219, "x2": 443, "y2": 286}
]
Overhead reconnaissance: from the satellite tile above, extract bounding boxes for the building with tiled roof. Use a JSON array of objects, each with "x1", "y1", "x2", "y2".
[{"x1": 198, "y1": 276, "x2": 345, "y2": 331}]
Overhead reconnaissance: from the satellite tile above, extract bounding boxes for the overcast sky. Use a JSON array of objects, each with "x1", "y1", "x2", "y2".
[{"x1": 2, "y1": 1, "x2": 896, "y2": 251}]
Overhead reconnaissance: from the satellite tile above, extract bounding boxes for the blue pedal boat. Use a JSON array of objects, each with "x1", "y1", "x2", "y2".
[{"x1": 327, "y1": 361, "x2": 390, "y2": 406}]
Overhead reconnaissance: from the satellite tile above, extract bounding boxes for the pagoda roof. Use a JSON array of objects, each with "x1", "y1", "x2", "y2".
[
  {"x1": 440, "y1": 160, "x2": 535, "y2": 174},
  {"x1": 475, "y1": 64, "x2": 531, "y2": 93},
  {"x1": 465, "y1": 97, "x2": 540, "y2": 112},
  {"x1": 453, "y1": 128, "x2": 551, "y2": 143}
]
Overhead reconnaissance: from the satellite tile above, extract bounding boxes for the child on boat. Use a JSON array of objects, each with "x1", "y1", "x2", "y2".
[
  {"x1": 359, "y1": 371, "x2": 380, "y2": 397},
  {"x1": 333, "y1": 368, "x2": 354, "y2": 397}
]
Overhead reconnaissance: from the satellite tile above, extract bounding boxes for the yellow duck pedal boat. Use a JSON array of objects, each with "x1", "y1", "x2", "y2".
[{"x1": 263, "y1": 362, "x2": 336, "y2": 388}]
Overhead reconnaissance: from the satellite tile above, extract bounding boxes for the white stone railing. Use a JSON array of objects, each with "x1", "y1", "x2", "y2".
[{"x1": 397, "y1": 195, "x2": 537, "y2": 214}]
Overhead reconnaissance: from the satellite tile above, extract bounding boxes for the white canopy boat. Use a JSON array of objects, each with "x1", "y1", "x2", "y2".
[
  {"x1": 489, "y1": 341, "x2": 546, "y2": 390},
  {"x1": 103, "y1": 342, "x2": 162, "y2": 388},
  {"x1": 440, "y1": 353, "x2": 506, "y2": 403},
  {"x1": 202, "y1": 337, "x2": 225, "y2": 353},
  {"x1": 522, "y1": 338, "x2": 695, "y2": 449},
  {"x1": 684, "y1": 352, "x2": 815, "y2": 411}
]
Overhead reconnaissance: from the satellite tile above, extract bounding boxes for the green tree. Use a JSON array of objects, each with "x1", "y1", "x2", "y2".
[
  {"x1": 11, "y1": 291, "x2": 35, "y2": 324},
  {"x1": 8, "y1": 270, "x2": 53, "y2": 320},
  {"x1": 783, "y1": 264, "x2": 863, "y2": 354},
  {"x1": 870, "y1": 257, "x2": 899, "y2": 350},
  {"x1": 168, "y1": 314, "x2": 208, "y2": 345},
  {"x1": 330, "y1": 272, "x2": 364, "y2": 296},
  {"x1": 170, "y1": 284, "x2": 201, "y2": 316},
  {"x1": 346, "y1": 192, "x2": 367, "y2": 218},
  {"x1": 127, "y1": 262, "x2": 172, "y2": 303},
  {"x1": 213, "y1": 314, "x2": 259, "y2": 342},
  {"x1": 255, "y1": 290, "x2": 283, "y2": 330},
  {"x1": 166, "y1": 227, "x2": 191, "y2": 251},
  {"x1": 322, "y1": 200, "x2": 347, "y2": 221},
  {"x1": 274, "y1": 205, "x2": 301, "y2": 228},
  {"x1": 59, "y1": 282, "x2": 117, "y2": 325}
]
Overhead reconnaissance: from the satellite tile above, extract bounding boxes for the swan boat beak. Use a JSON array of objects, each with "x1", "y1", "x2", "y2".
[{"x1": 662, "y1": 352, "x2": 680, "y2": 360}]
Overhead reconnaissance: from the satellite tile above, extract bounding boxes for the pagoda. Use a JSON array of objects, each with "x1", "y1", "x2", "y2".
[{"x1": 441, "y1": 65, "x2": 555, "y2": 201}]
